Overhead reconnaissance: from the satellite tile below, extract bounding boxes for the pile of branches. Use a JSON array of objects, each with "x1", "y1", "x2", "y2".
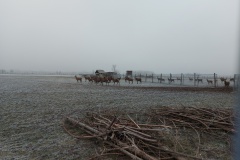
[
  {"x1": 149, "y1": 106, "x2": 234, "y2": 133},
  {"x1": 63, "y1": 106, "x2": 235, "y2": 160}
]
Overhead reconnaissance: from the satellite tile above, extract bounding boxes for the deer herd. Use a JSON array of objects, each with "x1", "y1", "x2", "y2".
[
  {"x1": 74, "y1": 75, "x2": 121, "y2": 85},
  {"x1": 75, "y1": 75, "x2": 234, "y2": 87},
  {"x1": 74, "y1": 75, "x2": 144, "y2": 85}
]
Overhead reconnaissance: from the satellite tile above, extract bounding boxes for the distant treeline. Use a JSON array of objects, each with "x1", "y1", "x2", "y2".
[{"x1": 0, "y1": 69, "x2": 79, "y2": 75}]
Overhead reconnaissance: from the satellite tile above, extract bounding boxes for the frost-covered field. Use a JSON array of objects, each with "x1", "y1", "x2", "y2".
[{"x1": 0, "y1": 75, "x2": 235, "y2": 159}]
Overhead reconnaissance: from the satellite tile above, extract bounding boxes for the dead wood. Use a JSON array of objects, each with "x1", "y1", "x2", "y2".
[{"x1": 63, "y1": 106, "x2": 234, "y2": 159}]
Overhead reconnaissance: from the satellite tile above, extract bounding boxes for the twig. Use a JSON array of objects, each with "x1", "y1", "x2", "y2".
[
  {"x1": 107, "y1": 116, "x2": 117, "y2": 130},
  {"x1": 88, "y1": 152, "x2": 124, "y2": 160},
  {"x1": 123, "y1": 130, "x2": 157, "y2": 143},
  {"x1": 125, "y1": 127, "x2": 153, "y2": 138},
  {"x1": 127, "y1": 114, "x2": 141, "y2": 128}
]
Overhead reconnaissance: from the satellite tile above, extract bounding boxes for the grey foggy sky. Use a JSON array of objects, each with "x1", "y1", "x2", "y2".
[{"x1": 0, "y1": 0, "x2": 239, "y2": 75}]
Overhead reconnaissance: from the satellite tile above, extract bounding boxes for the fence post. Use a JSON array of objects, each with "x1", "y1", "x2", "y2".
[
  {"x1": 152, "y1": 74, "x2": 153, "y2": 83},
  {"x1": 145, "y1": 74, "x2": 147, "y2": 82},
  {"x1": 169, "y1": 73, "x2": 172, "y2": 84},
  {"x1": 234, "y1": 74, "x2": 236, "y2": 89},
  {"x1": 194, "y1": 73, "x2": 196, "y2": 86},
  {"x1": 183, "y1": 74, "x2": 184, "y2": 85},
  {"x1": 160, "y1": 74, "x2": 162, "y2": 83},
  {"x1": 237, "y1": 74, "x2": 240, "y2": 89},
  {"x1": 140, "y1": 74, "x2": 141, "y2": 79},
  {"x1": 233, "y1": 74, "x2": 239, "y2": 91},
  {"x1": 181, "y1": 73, "x2": 183, "y2": 85},
  {"x1": 214, "y1": 73, "x2": 216, "y2": 88}
]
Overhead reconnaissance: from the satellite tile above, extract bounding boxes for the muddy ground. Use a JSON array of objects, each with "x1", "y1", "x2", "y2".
[{"x1": 0, "y1": 75, "x2": 235, "y2": 159}]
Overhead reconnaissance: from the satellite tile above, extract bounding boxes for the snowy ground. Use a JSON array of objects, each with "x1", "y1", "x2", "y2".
[{"x1": 0, "y1": 75, "x2": 235, "y2": 159}]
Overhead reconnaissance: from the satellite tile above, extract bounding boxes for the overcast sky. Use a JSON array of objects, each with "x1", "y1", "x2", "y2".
[{"x1": 0, "y1": 0, "x2": 239, "y2": 75}]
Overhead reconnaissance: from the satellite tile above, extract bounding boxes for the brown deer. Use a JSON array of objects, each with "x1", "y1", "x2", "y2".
[
  {"x1": 75, "y1": 75, "x2": 82, "y2": 82},
  {"x1": 100, "y1": 77, "x2": 110, "y2": 85},
  {"x1": 206, "y1": 79, "x2": 213, "y2": 84},
  {"x1": 88, "y1": 78, "x2": 93, "y2": 83},
  {"x1": 83, "y1": 75, "x2": 88, "y2": 82},
  {"x1": 125, "y1": 77, "x2": 128, "y2": 82},
  {"x1": 224, "y1": 80, "x2": 230, "y2": 87},
  {"x1": 125, "y1": 77, "x2": 133, "y2": 84},
  {"x1": 93, "y1": 76, "x2": 101, "y2": 84},
  {"x1": 195, "y1": 78, "x2": 203, "y2": 83},
  {"x1": 112, "y1": 78, "x2": 120, "y2": 85},
  {"x1": 220, "y1": 77, "x2": 227, "y2": 83},
  {"x1": 157, "y1": 78, "x2": 165, "y2": 82},
  {"x1": 107, "y1": 76, "x2": 114, "y2": 83},
  {"x1": 135, "y1": 77, "x2": 142, "y2": 84},
  {"x1": 84, "y1": 76, "x2": 91, "y2": 82}
]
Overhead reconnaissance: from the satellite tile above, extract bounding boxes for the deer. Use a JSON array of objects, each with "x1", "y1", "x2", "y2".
[
  {"x1": 107, "y1": 76, "x2": 114, "y2": 83},
  {"x1": 75, "y1": 75, "x2": 82, "y2": 83},
  {"x1": 125, "y1": 77, "x2": 133, "y2": 84},
  {"x1": 224, "y1": 80, "x2": 230, "y2": 87},
  {"x1": 230, "y1": 78, "x2": 235, "y2": 82},
  {"x1": 195, "y1": 78, "x2": 203, "y2": 83},
  {"x1": 112, "y1": 78, "x2": 120, "y2": 85},
  {"x1": 157, "y1": 78, "x2": 165, "y2": 83},
  {"x1": 99, "y1": 77, "x2": 110, "y2": 85},
  {"x1": 125, "y1": 77, "x2": 129, "y2": 82},
  {"x1": 93, "y1": 76, "x2": 101, "y2": 84},
  {"x1": 135, "y1": 77, "x2": 142, "y2": 84},
  {"x1": 220, "y1": 77, "x2": 227, "y2": 83},
  {"x1": 206, "y1": 79, "x2": 213, "y2": 84},
  {"x1": 168, "y1": 78, "x2": 174, "y2": 83}
]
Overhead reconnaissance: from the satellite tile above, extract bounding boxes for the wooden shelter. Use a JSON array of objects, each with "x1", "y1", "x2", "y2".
[
  {"x1": 95, "y1": 70, "x2": 106, "y2": 76},
  {"x1": 125, "y1": 70, "x2": 132, "y2": 78}
]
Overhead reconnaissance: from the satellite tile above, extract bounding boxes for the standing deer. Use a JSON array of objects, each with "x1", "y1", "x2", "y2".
[
  {"x1": 195, "y1": 78, "x2": 203, "y2": 83},
  {"x1": 112, "y1": 78, "x2": 120, "y2": 85},
  {"x1": 168, "y1": 78, "x2": 174, "y2": 83},
  {"x1": 220, "y1": 77, "x2": 227, "y2": 83},
  {"x1": 75, "y1": 75, "x2": 82, "y2": 83},
  {"x1": 125, "y1": 77, "x2": 133, "y2": 84},
  {"x1": 230, "y1": 78, "x2": 235, "y2": 82},
  {"x1": 224, "y1": 80, "x2": 230, "y2": 87},
  {"x1": 157, "y1": 78, "x2": 165, "y2": 83},
  {"x1": 135, "y1": 77, "x2": 142, "y2": 84},
  {"x1": 206, "y1": 79, "x2": 213, "y2": 84}
]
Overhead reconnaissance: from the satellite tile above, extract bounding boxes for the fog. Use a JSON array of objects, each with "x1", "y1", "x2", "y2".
[{"x1": 0, "y1": 0, "x2": 239, "y2": 75}]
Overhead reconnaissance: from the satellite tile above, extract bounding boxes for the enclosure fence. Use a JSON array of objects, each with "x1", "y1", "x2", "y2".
[{"x1": 121, "y1": 73, "x2": 238, "y2": 88}]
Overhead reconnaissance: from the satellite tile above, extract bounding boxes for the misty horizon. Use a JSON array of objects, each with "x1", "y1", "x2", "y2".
[
  {"x1": 0, "y1": 68, "x2": 237, "y2": 77},
  {"x1": 0, "y1": 1, "x2": 239, "y2": 75}
]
